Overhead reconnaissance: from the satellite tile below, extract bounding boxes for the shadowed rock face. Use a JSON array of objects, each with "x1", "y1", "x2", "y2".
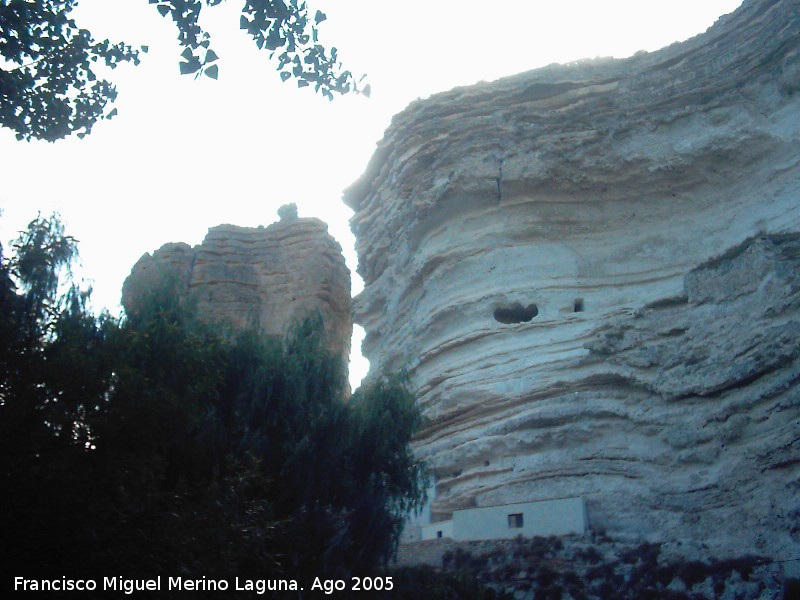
[
  {"x1": 345, "y1": 0, "x2": 800, "y2": 559},
  {"x1": 122, "y1": 217, "x2": 351, "y2": 367}
]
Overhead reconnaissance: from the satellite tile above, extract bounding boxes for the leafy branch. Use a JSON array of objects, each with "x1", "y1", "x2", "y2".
[{"x1": 0, "y1": 0, "x2": 365, "y2": 142}]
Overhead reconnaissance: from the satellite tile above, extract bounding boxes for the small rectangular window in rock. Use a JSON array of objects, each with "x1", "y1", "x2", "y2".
[
  {"x1": 508, "y1": 513, "x2": 524, "y2": 528},
  {"x1": 436, "y1": 530, "x2": 443, "y2": 538}
]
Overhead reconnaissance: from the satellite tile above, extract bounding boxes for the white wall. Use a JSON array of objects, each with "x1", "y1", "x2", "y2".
[
  {"x1": 451, "y1": 497, "x2": 586, "y2": 541},
  {"x1": 422, "y1": 520, "x2": 454, "y2": 540}
]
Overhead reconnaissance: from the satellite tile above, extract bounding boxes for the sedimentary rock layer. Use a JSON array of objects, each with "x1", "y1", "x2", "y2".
[
  {"x1": 122, "y1": 215, "x2": 351, "y2": 365},
  {"x1": 345, "y1": 0, "x2": 800, "y2": 559}
]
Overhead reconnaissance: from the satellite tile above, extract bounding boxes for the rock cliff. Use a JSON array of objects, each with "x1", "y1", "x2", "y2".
[
  {"x1": 122, "y1": 212, "x2": 351, "y2": 365},
  {"x1": 345, "y1": 0, "x2": 800, "y2": 560}
]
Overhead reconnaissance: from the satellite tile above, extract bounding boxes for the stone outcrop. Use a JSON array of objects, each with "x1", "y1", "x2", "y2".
[
  {"x1": 345, "y1": 0, "x2": 800, "y2": 561},
  {"x1": 122, "y1": 212, "x2": 351, "y2": 365}
]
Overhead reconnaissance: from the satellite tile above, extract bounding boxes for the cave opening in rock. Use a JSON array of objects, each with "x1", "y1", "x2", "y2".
[
  {"x1": 574, "y1": 298, "x2": 584, "y2": 312},
  {"x1": 493, "y1": 302, "x2": 539, "y2": 324}
]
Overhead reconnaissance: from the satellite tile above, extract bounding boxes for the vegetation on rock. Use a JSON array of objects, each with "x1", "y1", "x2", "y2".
[{"x1": 400, "y1": 535, "x2": 782, "y2": 600}]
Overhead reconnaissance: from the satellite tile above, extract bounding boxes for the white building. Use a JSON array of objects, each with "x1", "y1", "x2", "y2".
[{"x1": 418, "y1": 496, "x2": 587, "y2": 542}]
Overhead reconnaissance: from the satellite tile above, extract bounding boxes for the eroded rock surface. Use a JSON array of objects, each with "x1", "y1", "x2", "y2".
[
  {"x1": 122, "y1": 215, "x2": 351, "y2": 365},
  {"x1": 345, "y1": 0, "x2": 800, "y2": 560}
]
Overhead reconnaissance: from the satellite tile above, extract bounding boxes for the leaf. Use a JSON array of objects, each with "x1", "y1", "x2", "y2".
[
  {"x1": 141, "y1": 45, "x2": 149, "y2": 53},
  {"x1": 314, "y1": 10, "x2": 326, "y2": 24},
  {"x1": 157, "y1": 5, "x2": 170, "y2": 17},
  {"x1": 240, "y1": 15, "x2": 249, "y2": 29},
  {"x1": 181, "y1": 47, "x2": 194, "y2": 61},
  {"x1": 179, "y1": 59, "x2": 201, "y2": 75},
  {"x1": 362, "y1": 84, "x2": 371, "y2": 98},
  {"x1": 204, "y1": 64, "x2": 218, "y2": 79},
  {"x1": 106, "y1": 108, "x2": 118, "y2": 119},
  {"x1": 205, "y1": 49, "x2": 219, "y2": 63},
  {"x1": 297, "y1": 80, "x2": 309, "y2": 88},
  {"x1": 280, "y1": 71, "x2": 291, "y2": 81}
]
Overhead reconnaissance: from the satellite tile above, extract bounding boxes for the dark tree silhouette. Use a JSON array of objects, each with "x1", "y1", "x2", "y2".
[
  {"x1": 0, "y1": 215, "x2": 424, "y2": 587},
  {"x1": 0, "y1": 0, "x2": 364, "y2": 141}
]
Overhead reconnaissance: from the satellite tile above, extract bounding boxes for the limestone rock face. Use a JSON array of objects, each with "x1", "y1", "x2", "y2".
[
  {"x1": 345, "y1": 0, "x2": 800, "y2": 559},
  {"x1": 122, "y1": 217, "x2": 351, "y2": 365}
]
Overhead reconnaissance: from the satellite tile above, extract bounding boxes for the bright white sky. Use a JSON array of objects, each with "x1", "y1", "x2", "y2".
[{"x1": 0, "y1": 0, "x2": 742, "y2": 388}]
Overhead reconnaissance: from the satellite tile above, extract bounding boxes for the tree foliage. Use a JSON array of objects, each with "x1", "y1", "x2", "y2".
[
  {"x1": 0, "y1": 215, "x2": 425, "y2": 584},
  {"x1": 0, "y1": 0, "x2": 363, "y2": 142}
]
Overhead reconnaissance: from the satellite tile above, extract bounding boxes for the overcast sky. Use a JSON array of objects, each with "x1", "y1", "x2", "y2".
[{"x1": 0, "y1": 0, "x2": 743, "y2": 387}]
